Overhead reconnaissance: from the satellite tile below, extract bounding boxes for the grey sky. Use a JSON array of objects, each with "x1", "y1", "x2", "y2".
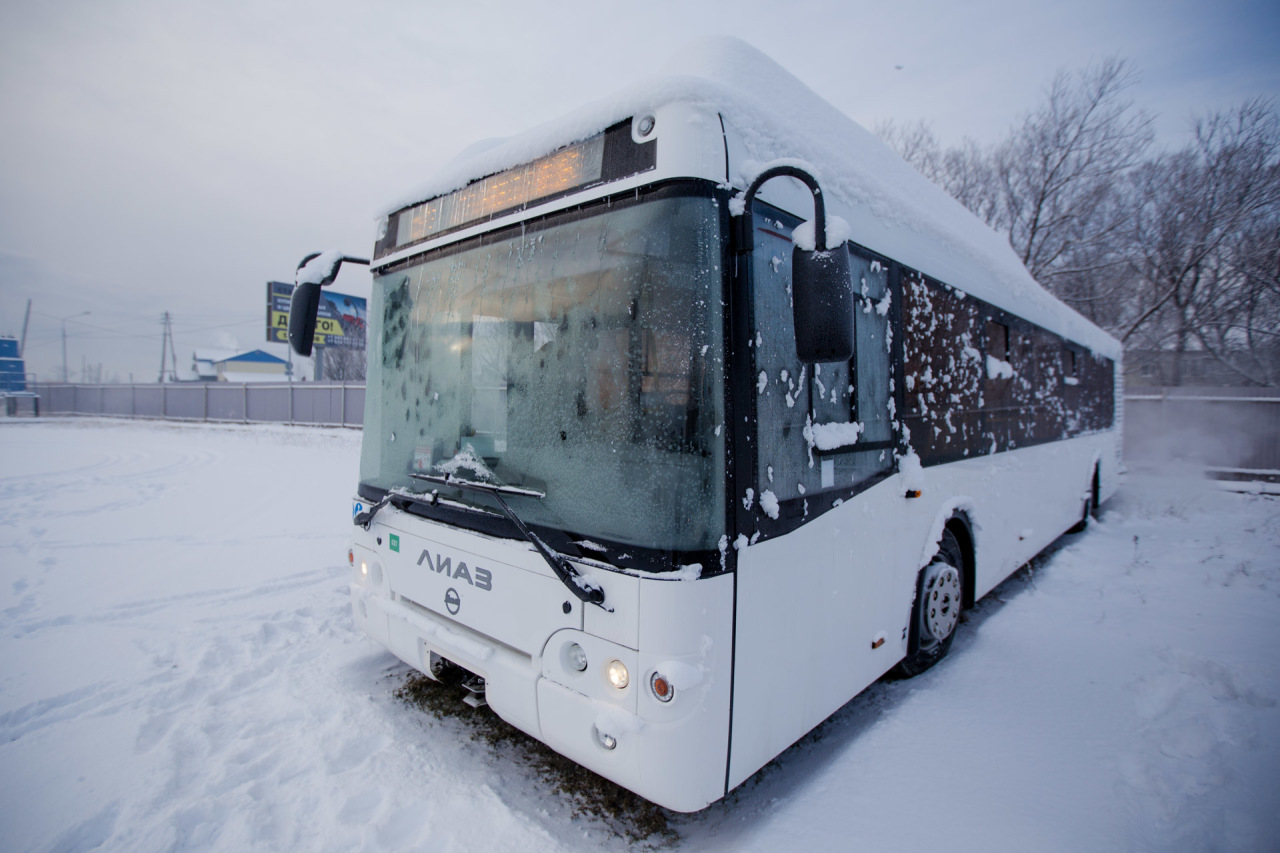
[{"x1": 2, "y1": 0, "x2": 1276, "y2": 382}]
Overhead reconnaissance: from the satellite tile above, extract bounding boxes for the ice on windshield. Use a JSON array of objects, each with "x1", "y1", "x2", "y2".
[{"x1": 361, "y1": 192, "x2": 727, "y2": 554}]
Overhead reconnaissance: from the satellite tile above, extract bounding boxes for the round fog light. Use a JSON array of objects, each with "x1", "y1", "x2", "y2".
[
  {"x1": 606, "y1": 659, "x2": 629, "y2": 690},
  {"x1": 650, "y1": 672, "x2": 674, "y2": 702},
  {"x1": 567, "y1": 643, "x2": 588, "y2": 672}
]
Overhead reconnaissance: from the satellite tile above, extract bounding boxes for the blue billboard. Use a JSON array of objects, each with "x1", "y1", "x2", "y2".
[{"x1": 267, "y1": 281, "x2": 367, "y2": 349}]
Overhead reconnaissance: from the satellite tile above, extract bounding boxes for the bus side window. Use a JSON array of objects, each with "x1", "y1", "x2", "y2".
[
  {"x1": 750, "y1": 209, "x2": 817, "y2": 511},
  {"x1": 902, "y1": 273, "x2": 984, "y2": 462},
  {"x1": 750, "y1": 207, "x2": 894, "y2": 524},
  {"x1": 987, "y1": 320, "x2": 1009, "y2": 363},
  {"x1": 849, "y1": 254, "x2": 892, "y2": 446},
  {"x1": 983, "y1": 319, "x2": 1013, "y2": 450}
]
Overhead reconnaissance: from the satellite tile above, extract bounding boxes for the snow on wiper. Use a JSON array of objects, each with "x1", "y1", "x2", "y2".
[
  {"x1": 413, "y1": 471, "x2": 606, "y2": 609},
  {"x1": 410, "y1": 472, "x2": 544, "y2": 500}
]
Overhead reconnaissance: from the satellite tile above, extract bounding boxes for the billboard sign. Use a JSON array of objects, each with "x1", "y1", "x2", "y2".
[{"x1": 267, "y1": 281, "x2": 367, "y2": 349}]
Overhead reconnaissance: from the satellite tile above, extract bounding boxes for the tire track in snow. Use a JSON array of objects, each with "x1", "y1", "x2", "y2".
[
  {"x1": 0, "y1": 446, "x2": 222, "y2": 524},
  {"x1": 3, "y1": 570, "x2": 332, "y2": 638}
]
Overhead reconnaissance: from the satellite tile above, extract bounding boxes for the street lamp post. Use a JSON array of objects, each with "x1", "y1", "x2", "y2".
[{"x1": 60, "y1": 311, "x2": 90, "y2": 383}]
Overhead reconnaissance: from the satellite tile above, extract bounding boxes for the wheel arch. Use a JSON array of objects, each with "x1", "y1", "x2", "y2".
[
  {"x1": 898, "y1": 507, "x2": 975, "y2": 673},
  {"x1": 944, "y1": 512, "x2": 976, "y2": 610},
  {"x1": 919, "y1": 498, "x2": 977, "y2": 608},
  {"x1": 1087, "y1": 451, "x2": 1104, "y2": 509}
]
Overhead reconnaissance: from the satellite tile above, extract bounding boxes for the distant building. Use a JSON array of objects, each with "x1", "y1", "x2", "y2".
[
  {"x1": 191, "y1": 349, "x2": 236, "y2": 382},
  {"x1": 0, "y1": 336, "x2": 28, "y2": 393},
  {"x1": 213, "y1": 349, "x2": 289, "y2": 382},
  {"x1": 190, "y1": 349, "x2": 290, "y2": 383}
]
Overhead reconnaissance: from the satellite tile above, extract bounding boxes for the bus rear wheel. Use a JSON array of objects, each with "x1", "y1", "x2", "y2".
[
  {"x1": 1068, "y1": 465, "x2": 1100, "y2": 534},
  {"x1": 896, "y1": 529, "x2": 964, "y2": 678}
]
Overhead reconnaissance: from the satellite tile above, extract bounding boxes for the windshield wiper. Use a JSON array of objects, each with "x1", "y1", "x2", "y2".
[
  {"x1": 412, "y1": 472, "x2": 607, "y2": 609},
  {"x1": 355, "y1": 492, "x2": 402, "y2": 530}
]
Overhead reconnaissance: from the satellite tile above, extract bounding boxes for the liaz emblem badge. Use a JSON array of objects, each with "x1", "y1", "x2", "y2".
[
  {"x1": 444, "y1": 588, "x2": 461, "y2": 615},
  {"x1": 390, "y1": 534, "x2": 400, "y2": 552}
]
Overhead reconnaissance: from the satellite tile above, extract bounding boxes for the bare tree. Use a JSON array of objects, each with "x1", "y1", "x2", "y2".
[
  {"x1": 877, "y1": 120, "x2": 999, "y2": 221},
  {"x1": 880, "y1": 65, "x2": 1280, "y2": 385},
  {"x1": 879, "y1": 61, "x2": 1152, "y2": 326},
  {"x1": 991, "y1": 58, "x2": 1153, "y2": 305},
  {"x1": 1120, "y1": 100, "x2": 1280, "y2": 384},
  {"x1": 324, "y1": 345, "x2": 367, "y2": 382}
]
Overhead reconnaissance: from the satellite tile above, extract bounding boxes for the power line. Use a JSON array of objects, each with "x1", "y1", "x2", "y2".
[{"x1": 30, "y1": 311, "x2": 163, "y2": 341}]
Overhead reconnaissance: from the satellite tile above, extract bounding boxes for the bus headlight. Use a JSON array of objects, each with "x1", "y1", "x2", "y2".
[
  {"x1": 357, "y1": 558, "x2": 382, "y2": 586},
  {"x1": 606, "y1": 659, "x2": 629, "y2": 690},
  {"x1": 567, "y1": 643, "x2": 588, "y2": 672}
]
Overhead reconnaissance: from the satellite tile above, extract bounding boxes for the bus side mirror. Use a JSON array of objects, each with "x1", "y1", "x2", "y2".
[
  {"x1": 792, "y1": 244, "x2": 854, "y2": 363},
  {"x1": 733, "y1": 163, "x2": 853, "y2": 364},
  {"x1": 287, "y1": 251, "x2": 370, "y2": 357},
  {"x1": 288, "y1": 280, "x2": 323, "y2": 357}
]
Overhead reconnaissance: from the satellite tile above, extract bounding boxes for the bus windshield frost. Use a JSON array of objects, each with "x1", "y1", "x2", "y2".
[{"x1": 360, "y1": 186, "x2": 728, "y2": 564}]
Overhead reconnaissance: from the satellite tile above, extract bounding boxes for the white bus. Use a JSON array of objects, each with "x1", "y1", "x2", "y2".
[{"x1": 289, "y1": 39, "x2": 1121, "y2": 812}]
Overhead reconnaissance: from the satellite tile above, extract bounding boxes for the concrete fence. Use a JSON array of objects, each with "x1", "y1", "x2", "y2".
[
  {"x1": 1123, "y1": 387, "x2": 1280, "y2": 475},
  {"x1": 30, "y1": 382, "x2": 365, "y2": 428},
  {"x1": 22, "y1": 382, "x2": 1280, "y2": 476}
]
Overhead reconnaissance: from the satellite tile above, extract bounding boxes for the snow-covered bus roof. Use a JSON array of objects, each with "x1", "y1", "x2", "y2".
[{"x1": 381, "y1": 37, "x2": 1119, "y2": 359}]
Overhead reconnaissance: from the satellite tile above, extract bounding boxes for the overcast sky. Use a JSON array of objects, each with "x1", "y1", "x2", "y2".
[{"x1": 1, "y1": 0, "x2": 1277, "y2": 382}]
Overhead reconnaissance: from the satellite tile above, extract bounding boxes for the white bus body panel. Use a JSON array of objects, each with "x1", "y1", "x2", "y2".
[
  {"x1": 728, "y1": 430, "x2": 1118, "y2": 789},
  {"x1": 348, "y1": 506, "x2": 734, "y2": 812}
]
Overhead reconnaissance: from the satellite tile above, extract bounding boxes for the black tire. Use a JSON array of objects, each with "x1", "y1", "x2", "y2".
[
  {"x1": 895, "y1": 528, "x2": 964, "y2": 678},
  {"x1": 1068, "y1": 466, "x2": 1100, "y2": 534}
]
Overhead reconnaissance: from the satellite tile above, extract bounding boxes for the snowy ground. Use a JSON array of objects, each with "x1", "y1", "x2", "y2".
[{"x1": 1, "y1": 418, "x2": 1278, "y2": 852}]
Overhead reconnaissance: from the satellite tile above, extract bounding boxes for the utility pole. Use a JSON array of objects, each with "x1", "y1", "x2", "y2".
[
  {"x1": 20, "y1": 299, "x2": 31, "y2": 357},
  {"x1": 158, "y1": 312, "x2": 169, "y2": 382},
  {"x1": 169, "y1": 315, "x2": 178, "y2": 381},
  {"x1": 158, "y1": 312, "x2": 179, "y2": 382}
]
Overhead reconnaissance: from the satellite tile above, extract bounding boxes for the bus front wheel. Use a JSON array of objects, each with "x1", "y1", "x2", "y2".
[{"x1": 896, "y1": 528, "x2": 964, "y2": 677}]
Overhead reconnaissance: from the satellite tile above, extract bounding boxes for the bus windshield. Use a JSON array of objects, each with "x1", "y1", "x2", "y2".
[{"x1": 361, "y1": 189, "x2": 726, "y2": 557}]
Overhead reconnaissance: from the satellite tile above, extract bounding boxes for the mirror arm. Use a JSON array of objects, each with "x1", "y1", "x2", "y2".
[
  {"x1": 732, "y1": 165, "x2": 828, "y2": 254},
  {"x1": 296, "y1": 253, "x2": 371, "y2": 287}
]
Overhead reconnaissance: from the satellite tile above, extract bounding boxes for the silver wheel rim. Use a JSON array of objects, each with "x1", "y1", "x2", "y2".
[{"x1": 922, "y1": 562, "x2": 961, "y2": 642}]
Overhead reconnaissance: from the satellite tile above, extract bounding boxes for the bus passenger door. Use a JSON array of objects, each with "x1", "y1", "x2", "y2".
[{"x1": 727, "y1": 207, "x2": 901, "y2": 789}]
